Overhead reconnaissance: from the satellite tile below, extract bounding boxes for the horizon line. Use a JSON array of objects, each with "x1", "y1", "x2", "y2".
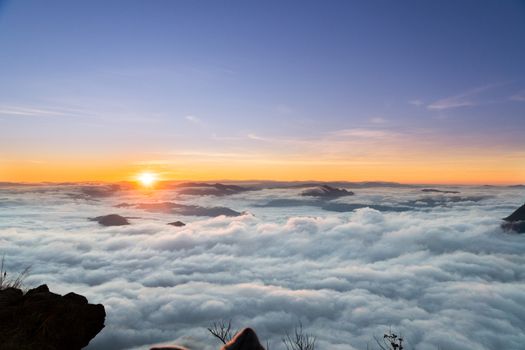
[{"x1": 1, "y1": 179, "x2": 523, "y2": 187}]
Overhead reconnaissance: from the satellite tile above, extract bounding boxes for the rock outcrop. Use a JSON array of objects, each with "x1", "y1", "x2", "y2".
[
  {"x1": 502, "y1": 203, "x2": 525, "y2": 233},
  {"x1": 301, "y1": 185, "x2": 354, "y2": 199},
  {"x1": 0, "y1": 284, "x2": 105, "y2": 350},
  {"x1": 168, "y1": 221, "x2": 186, "y2": 227},
  {"x1": 149, "y1": 328, "x2": 265, "y2": 350},
  {"x1": 221, "y1": 328, "x2": 265, "y2": 350},
  {"x1": 90, "y1": 214, "x2": 130, "y2": 226}
]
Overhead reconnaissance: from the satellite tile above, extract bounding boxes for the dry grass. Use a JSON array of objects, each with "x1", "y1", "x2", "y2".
[{"x1": 0, "y1": 255, "x2": 31, "y2": 290}]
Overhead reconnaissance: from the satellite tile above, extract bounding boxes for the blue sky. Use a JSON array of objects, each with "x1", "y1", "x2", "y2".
[{"x1": 0, "y1": 0, "x2": 524, "y2": 182}]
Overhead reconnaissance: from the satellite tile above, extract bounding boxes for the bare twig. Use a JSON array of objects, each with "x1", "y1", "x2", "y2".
[
  {"x1": 207, "y1": 320, "x2": 235, "y2": 344},
  {"x1": 373, "y1": 330, "x2": 404, "y2": 350},
  {"x1": 373, "y1": 335, "x2": 390, "y2": 350},
  {"x1": 282, "y1": 322, "x2": 316, "y2": 350}
]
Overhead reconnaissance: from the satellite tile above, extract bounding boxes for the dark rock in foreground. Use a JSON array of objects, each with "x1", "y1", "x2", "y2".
[
  {"x1": 168, "y1": 221, "x2": 186, "y2": 227},
  {"x1": 502, "y1": 203, "x2": 525, "y2": 233},
  {"x1": 301, "y1": 185, "x2": 354, "y2": 198},
  {"x1": 222, "y1": 328, "x2": 265, "y2": 350},
  {"x1": 0, "y1": 284, "x2": 105, "y2": 350},
  {"x1": 90, "y1": 214, "x2": 130, "y2": 226},
  {"x1": 149, "y1": 328, "x2": 265, "y2": 350}
]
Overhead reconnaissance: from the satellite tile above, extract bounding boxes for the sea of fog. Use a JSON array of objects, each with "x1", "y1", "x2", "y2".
[{"x1": 1, "y1": 182, "x2": 524, "y2": 350}]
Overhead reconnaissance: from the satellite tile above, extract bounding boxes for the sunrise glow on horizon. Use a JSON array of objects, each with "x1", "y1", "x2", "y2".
[
  {"x1": 136, "y1": 171, "x2": 158, "y2": 188},
  {"x1": 2, "y1": 161, "x2": 524, "y2": 186}
]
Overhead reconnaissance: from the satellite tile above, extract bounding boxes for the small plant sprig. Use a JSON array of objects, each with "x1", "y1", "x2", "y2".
[{"x1": 0, "y1": 255, "x2": 31, "y2": 290}]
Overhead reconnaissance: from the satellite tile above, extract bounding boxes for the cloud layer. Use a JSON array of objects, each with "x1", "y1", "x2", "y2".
[{"x1": 1, "y1": 184, "x2": 524, "y2": 350}]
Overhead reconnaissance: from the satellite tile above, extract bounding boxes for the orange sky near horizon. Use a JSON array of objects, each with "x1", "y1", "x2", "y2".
[
  {"x1": 2, "y1": 153, "x2": 524, "y2": 185},
  {"x1": 2, "y1": 126, "x2": 524, "y2": 185}
]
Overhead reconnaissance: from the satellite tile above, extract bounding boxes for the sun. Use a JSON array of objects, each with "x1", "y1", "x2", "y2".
[{"x1": 137, "y1": 172, "x2": 157, "y2": 188}]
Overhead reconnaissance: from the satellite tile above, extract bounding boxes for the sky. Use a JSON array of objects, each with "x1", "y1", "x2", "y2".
[{"x1": 0, "y1": 0, "x2": 524, "y2": 184}]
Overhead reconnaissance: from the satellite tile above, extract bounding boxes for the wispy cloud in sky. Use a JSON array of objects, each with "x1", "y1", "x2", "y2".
[
  {"x1": 331, "y1": 128, "x2": 396, "y2": 139},
  {"x1": 185, "y1": 115, "x2": 206, "y2": 126},
  {"x1": 169, "y1": 150, "x2": 256, "y2": 160},
  {"x1": 202, "y1": 126, "x2": 522, "y2": 162},
  {"x1": 408, "y1": 99, "x2": 424, "y2": 107},
  {"x1": 0, "y1": 105, "x2": 72, "y2": 117},
  {"x1": 247, "y1": 133, "x2": 272, "y2": 141},
  {"x1": 427, "y1": 84, "x2": 499, "y2": 110},
  {"x1": 369, "y1": 117, "x2": 387, "y2": 124},
  {"x1": 160, "y1": 128, "x2": 408, "y2": 167},
  {"x1": 510, "y1": 90, "x2": 525, "y2": 102}
]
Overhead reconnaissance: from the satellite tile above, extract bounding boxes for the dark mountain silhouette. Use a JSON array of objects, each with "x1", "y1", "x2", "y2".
[
  {"x1": 507, "y1": 184, "x2": 525, "y2": 188},
  {"x1": 177, "y1": 183, "x2": 253, "y2": 196},
  {"x1": 254, "y1": 181, "x2": 415, "y2": 189},
  {"x1": 256, "y1": 198, "x2": 411, "y2": 212},
  {"x1": 421, "y1": 188, "x2": 460, "y2": 194},
  {"x1": 65, "y1": 184, "x2": 121, "y2": 201},
  {"x1": 345, "y1": 181, "x2": 416, "y2": 188},
  {"x1": 503, "y1": 203, "x2": 525, "y2": 222},
  {"x1": 117, "y1": 202, "x2": 242, "y2": 217},
  {"x1": 322, "y1": 202, "x2": 411, "y2": 212},
  {"x1": 168, "y1": 221, "x2": 186, "y2": 227},
  {"x1": 0, "y1": 182, "x2": 39, "y2": 187},
  {"x1": 301, "y1": 185, "x2": 354, "y2": 198},
  {"x1": 502, "y1": 203, "x2": 525, "y2": 233},
  {"x1": 400, "y1": 195, "x2": 490, "y2": 207},
  {"x1": 90, "y1": 214, "x2": 130, "y2": 226},
  {"x1": 257, "y1": 194, "x2": 489, "y2": 212}
]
